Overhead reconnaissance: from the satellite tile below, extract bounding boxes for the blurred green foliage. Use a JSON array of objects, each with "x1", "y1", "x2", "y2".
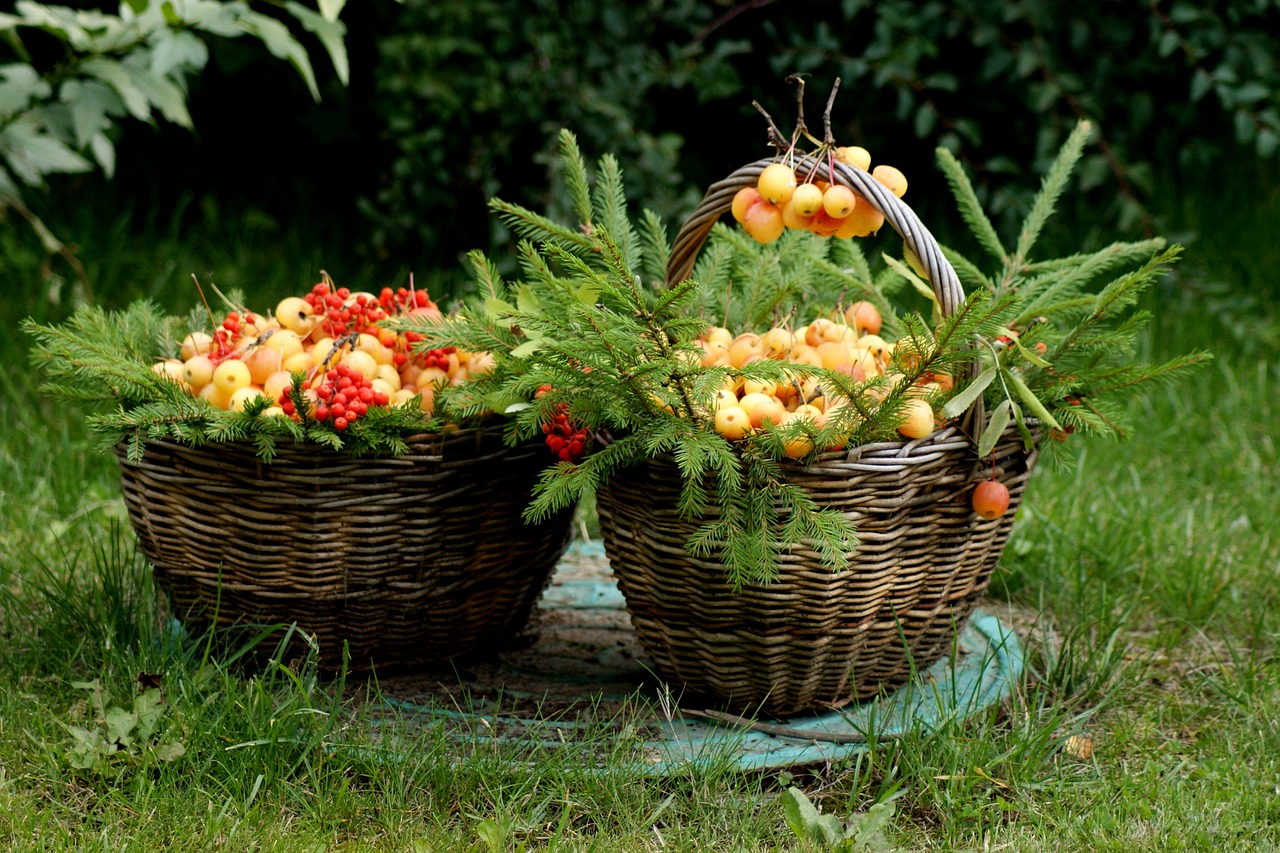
[
  {"x1": 8, "y1": 0, "x2": 1280, "y2": 298},
  {"x1": 352, "y1": 0, "x2": 1280, "y2": 279}
]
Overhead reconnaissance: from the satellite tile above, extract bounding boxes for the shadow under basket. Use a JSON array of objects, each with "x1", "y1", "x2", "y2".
[
  {"x1": 596, "y1": 424, "x2": 1037, "y2": 718},
  {"x1": 114, "y1": 426, "x2": 573, "y2": 673}
]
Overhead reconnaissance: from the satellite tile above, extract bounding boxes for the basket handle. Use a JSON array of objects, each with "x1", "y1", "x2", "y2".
[{"x1": 665, "y1": 155, "x2": 965, "y2": 318}]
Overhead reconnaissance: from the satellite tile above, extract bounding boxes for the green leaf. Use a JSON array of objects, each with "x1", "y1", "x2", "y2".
[
  {"x1": 132, "y1": 688, "x2": 165, "y2": 742},
  {"x1": 65, "y1": 725, "x2": 102, "y2": 770},
  {"x1": 0, "y1": 163, "x2": 21, "y2": 203},
  {"x1": 0, "y1": 63, "x2": 51, "y2": 116},
  {"x1": 238, "y1": 10, "x2": 320, "y2": 101},
  {"x1": 284, "y1": 1, "x2": 349, "y2": 85},
  {"x1": 943, "y1": 365, "x2": 996, "y2": 419},
  {"x1": 1007, "y1": 369, "x2": 1060, "y2": 429},
  {"x1": 179, "y1": 0, "x2": 244, "y2": 38},
  {"x1": 1009, "y1": 333, "x2": 1052, "y2": 367},
  {"x1": 148, "y1": 27, "x2": 209, "y2": 78},
  {"x1": 781, "y1": 787, "x2": 822, "y2": 842},
  {"x1": 59, "y1": 79, "x2": 122, "y2": 148},
  {"x1": 515, "y1": 283, "x2": 540, "y2": 313},
  {"x1": 89, "y1": 132, "x2": 115, "y2": 176},
  {"x1": 80, "y1": 57, "x2": 151, "y2": 120},
  {"x1": 0, "y1": 119, "x2": 93, "y2": 184},
  {"x1": 1190, "y1": 68, "x2": 1213, "y2": 102},
  {"x1": 151, "y1": 740, "x2": 186, "y2": 762},
  {"x1": 317, "y1": 0, "x2": 346, "y2": 22},
  {"x1": 509, "y1": 339, "x2": 541, "y2": 358},
  {"x1": 121, "y1": 55, "x2": 192, "y2": 127},
  {"x1": 977, "y1": 399, "x2": 1012, "y2": 459},
  {"x1": 105, "y1": 705, "x2": 137, "y2": 747},
  {"x1": 883, "y1": 254, "x2": 939, "y2": 307}
]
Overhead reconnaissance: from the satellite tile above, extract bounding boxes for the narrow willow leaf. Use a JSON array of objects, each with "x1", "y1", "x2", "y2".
[
  {"x1": 515, "y1": 284, "x2": 540, "y2": 313},
  {"x1": 943, "y1": 365, "x2": 997, "y2": 419},
  {"x1": 977, "y1": 399, "x2": 1012, "y2": 459},
  {"x1": 509, "y1": 340, "x2": 541, "y2": 358},
  {"x1": 1010, "y1": 334, "x2": 1052, "y2": 367},
  {"x1": 1006, "y1": 369, "x2": 1061, "y2": 429}
]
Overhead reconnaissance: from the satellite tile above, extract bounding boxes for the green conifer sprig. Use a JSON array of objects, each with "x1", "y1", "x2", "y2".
[{"x1": 931, "y1": 124, "x2": 1211, "y2": 462}]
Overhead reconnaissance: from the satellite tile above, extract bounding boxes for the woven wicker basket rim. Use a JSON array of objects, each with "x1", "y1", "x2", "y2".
[{"x1": 115, "y1": 421, "x2": 514, "y2": 464}]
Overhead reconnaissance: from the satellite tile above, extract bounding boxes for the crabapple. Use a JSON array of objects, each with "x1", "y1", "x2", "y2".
[
  {"x1": 872, "y1": 164, "x2": 908, "y2": 198},
  {"x1": 822, "y1": 185, "x2": 857, "y2": 218},
  {"x1": 714, "y1": 405, "x2": 751, "y2": 441},
  {"x1": 972, "y1": 480, "x2": 1011, "y2": 520},
  {"x1": 757, "y1": 163, "x2": 797, "y2": 205},
  {"x1": 896, "y1": 398, "x2": 936, "y2": 439},
  {"x1": 790, "y1": 183, "x2": 824, "y2": 217},
  {"x1": 844, "y1": 301, "x2": 883, "y2": 335}
]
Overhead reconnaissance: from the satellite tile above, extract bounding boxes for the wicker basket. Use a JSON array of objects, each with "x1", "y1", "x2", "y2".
[
  {"x1": 596, "y1": 155, "x2": 1039, "y2": 716},
  {"x1": 115, "y1": 426, "x2": 573, "y2": 673}
]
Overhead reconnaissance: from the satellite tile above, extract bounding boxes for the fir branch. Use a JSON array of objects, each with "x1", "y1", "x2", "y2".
[
  {"x1": 1014, "y1": 238, "x2": 1168, "y2": 325},
  {"x1": 826, "y1": 235, "x2": 874, "y2": 285},
  {"x1": 940, "y1": 245, "x2": 998, "y2": 295},
  {"x1": 637, "y1": 208, "x2": 671, "y2": 288},
  {"x1": 557, "y1": 129, "x2": 594, "y2": 227},
  {"x1": 1009, "y1": 119, "x2": 1093, "y2": 275},
  {"x1": 465, "y1": 248, "x2": 507, "y2": 302},
  {"x1": 592, "y1": 153, "x2": 640, "y2": 272},
  {"x1": 935, "y1": 145, "x2": 1007, "y2": 263},
  {"x1": 1055, "y1": 245, "x2": 1182, "y2": 353},
  {"x1": 488, "y1": 197, "x2": 597, "y2": 257}
]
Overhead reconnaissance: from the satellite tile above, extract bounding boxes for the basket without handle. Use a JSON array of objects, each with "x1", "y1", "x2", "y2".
[{"x1": 115, "y1": 425, "x2": 574, "y2": 674}]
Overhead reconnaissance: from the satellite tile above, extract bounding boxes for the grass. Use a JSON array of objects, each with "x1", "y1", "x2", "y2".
[{"x1": 1, "y1": 159, "x2": 1278, "y2": 851}]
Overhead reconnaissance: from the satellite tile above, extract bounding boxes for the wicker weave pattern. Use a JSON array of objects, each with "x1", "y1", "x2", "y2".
[
  {"x1": 598, "y1": 426, "x2": 1035, "y2": 716},
  {"x1": 115, "y1": 427, "x2": 573, "y2": 672}
]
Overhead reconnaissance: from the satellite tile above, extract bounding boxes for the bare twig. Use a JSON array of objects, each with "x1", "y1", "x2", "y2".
[
  {"x1": 751, "y1": 100, "x2": 790, "y2": 152},
  {"x1": 822, "y1": 77, "x2": 841, "y2": 146}
]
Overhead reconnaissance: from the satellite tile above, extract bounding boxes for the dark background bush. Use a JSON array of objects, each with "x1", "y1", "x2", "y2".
[{"x1": 37, "y1": 0, "x2": 1280, "y2": 294}]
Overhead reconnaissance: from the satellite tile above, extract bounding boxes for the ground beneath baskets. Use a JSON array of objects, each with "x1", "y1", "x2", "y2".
[{"x1": 363, "y1": 541, "x2": 1027, "y2": 773}]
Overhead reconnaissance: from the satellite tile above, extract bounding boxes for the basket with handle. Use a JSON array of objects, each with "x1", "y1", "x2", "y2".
[
  {"x1": 115, "y1": 424, "x2": 573, "y2": 673},
  {"x1": 595, "y1": 155, "x2": 1039, "y2": 717}
]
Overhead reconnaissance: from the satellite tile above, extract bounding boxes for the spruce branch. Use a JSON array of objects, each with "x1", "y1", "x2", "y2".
[{"x1": 935, "y1": 146, "x2": 1007, "y2": 264}]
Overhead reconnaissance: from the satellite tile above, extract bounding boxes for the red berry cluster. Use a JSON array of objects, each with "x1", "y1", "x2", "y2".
[
  {"x1": 542, "y1": 408, "x2": 589, "y2": 463},
  {"x1": 416, "y1": 346, "x2": 457, "y2": 371},
  {"x1": 304, "y1": 282, "x2": 388, "y2": 338},
  {"x1": 210, "y1": 311, "x2": 255, "y2": 364},
  {"x1": 535, "y1": 384, "x2": 588, "y2": 462},
  {"x1": 278, "y1": 363, "x2": 390, "y2": 431},
  {"x1": 376, "y1": 286, "x2": 440, "y2": 362},
  {"x1": 377, "y1": 286, "x2": 435, "y2": 313}
]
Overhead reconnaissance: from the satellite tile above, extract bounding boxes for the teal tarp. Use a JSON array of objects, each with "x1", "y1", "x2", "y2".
[{"x1": 375, "y1": 541, "x2": 1024, "y2": 773}]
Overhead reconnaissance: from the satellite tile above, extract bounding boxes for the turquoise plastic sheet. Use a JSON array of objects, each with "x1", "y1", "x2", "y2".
[{"x1": 373, "y1": 542, "x2": 1025, "y2": 773}]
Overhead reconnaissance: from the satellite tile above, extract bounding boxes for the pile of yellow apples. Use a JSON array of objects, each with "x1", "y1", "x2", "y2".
[{"x1": 697, "y1": 300, "x2": 948, "y2": 457}]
